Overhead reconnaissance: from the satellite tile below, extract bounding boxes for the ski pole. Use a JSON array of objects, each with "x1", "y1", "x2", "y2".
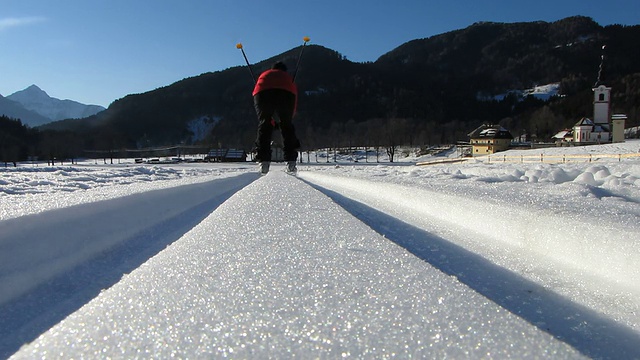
[
  {"x1": 236, "y1": 43, "x2": 256, "y2": 83},
  {"x1": 292, "y1": 36, "x2": 310, "y2": 82}
]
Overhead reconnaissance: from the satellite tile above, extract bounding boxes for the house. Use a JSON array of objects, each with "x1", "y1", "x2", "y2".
[
  {"x1": 468, "y1": 124, "x2": 514, "y2": 157},
  {"x1": 612, "y1": 114, "x2": 627, "y2": 141},
  {"x1": 224, "y1": 149, "x2": 247, "y2": 162},
  {"x1": 204, "y1": 149, "x2": 227, "y2": 162},
  {"x1": 552, "y1": 129, "x2": 573, "y2": 143},
  {"x1": 204, "y1": 148, "x2": 247, "y2": 162}
]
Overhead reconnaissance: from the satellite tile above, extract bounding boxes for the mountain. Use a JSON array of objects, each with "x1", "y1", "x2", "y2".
[
  {"x1": 6, "y1": 85, "x2": 105, "y2": 124},
  {"x1": 0, "y1": 94, "x2": 52, "y2": 127},
  {"x1": 41, "y1": 16, "x2": 640, "y2": 152}
]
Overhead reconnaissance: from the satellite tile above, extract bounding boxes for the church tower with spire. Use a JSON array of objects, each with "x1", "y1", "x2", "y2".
[
  {"x1": 592, "y1": 45, "x2": 611, "y2": 125},
  {"x1": 592, "y1": 45, "x2": 627, "y2": 143},
  {"x1": 570, "y1": 44, "x2": 625, "y2": 143}
]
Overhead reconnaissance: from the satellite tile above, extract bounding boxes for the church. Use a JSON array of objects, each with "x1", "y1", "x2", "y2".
[{"x1": 554, "y1": 46, "x2": 626, "y2": 144}]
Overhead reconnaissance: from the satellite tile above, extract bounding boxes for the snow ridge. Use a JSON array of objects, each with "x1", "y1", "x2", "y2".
[{"x1": 299, "y1": 172, "x2": 639, "y2": 292}]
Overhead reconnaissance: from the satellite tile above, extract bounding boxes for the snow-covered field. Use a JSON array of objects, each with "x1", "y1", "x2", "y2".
[{"x1": 1, "y1": 140, "x2": 640, "y2": 359}]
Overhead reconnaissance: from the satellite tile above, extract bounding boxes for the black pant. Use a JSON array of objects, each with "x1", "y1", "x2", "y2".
[{"x1": 253, "y1": 89, "x2": 300, "y2": 162}]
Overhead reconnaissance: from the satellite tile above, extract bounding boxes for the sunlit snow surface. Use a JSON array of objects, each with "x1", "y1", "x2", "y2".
[
  {"x1": 0, "y1": 164, "x2": 252, "y2": 220},
  {"x1": 8, "y1": 172, "x2": 579, "y2": 359},
  {"x1": 2, "y1": 140, "x2": 640, "y2": 358}
]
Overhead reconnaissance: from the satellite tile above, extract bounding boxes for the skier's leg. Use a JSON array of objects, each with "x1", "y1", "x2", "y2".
[
  {"x1": 253, "y1": 93, "x2": 275, "y2": 163},
  {"x1": 255, "y1": 119, "x2": 274, "y2": 162},
  {"x1": 276, "y1": 92, "x2": 300, "y2": 162},
  {"x1": 280, "y1": 121, "x2": 299, "y2": 161}
]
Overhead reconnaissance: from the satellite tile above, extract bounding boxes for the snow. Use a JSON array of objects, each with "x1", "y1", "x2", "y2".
[
  {"x1": 2, "y1": 140, "x2": 640, "y2": 359},
  {"x1": 483, "y1": 82, "x2": 561, "y2": 102},
  {"x1": 523, "y1": 83, "x2": 561, "y2": 100},
  {"x1": 187, "y1": 116, "x2": 220, "y2": 143}
]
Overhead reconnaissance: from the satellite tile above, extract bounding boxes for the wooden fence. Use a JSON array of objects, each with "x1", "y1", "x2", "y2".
[
  {"x1": 416, "y1": 158, "x2": 469, "y2": 166},
  {"x1": 417, "y1": 152, "x2": 640, "y2": 166},
  {"x1": 485, "y1": 152, "x2": 640, "y2": 164}
]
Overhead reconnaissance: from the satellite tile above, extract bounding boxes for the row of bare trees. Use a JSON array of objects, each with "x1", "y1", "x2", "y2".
[
  {"x1": 296, "y1": 117, "x2": 475, "y2": 162},
  {"x1": 3, "y1": 113, "x2": 479, "y2": 165}
]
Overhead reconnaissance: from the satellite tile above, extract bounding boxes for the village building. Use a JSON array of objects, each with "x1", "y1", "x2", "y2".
[
  {"x1": 204, "y1": 148, "x2": 247, "y2": 162},
  {"x1": 468, "y1": 124, "x2": 514, "y2": 157},
  {"x1": 572, "y1": 117, "x2": 611, "y2": 143},
  {"x1": 551, "y1": 129, "x2": 573, "y2": 143}
]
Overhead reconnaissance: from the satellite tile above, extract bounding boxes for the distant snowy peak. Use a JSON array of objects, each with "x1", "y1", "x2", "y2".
[{"x1": 7, "y1": 85, "x2": 105, "y2": 122}]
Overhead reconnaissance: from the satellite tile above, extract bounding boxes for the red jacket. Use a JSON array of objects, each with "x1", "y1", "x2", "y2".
[{"x1": 252, "y1": 69, "x2": 298, "y2": 96}]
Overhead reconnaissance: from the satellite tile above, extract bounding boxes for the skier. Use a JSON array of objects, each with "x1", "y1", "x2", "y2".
[{"x1": 252, "y1": 61, "x2": 300, "y2": 174}]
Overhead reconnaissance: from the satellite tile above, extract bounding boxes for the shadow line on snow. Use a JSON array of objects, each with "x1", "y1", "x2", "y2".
[
  {"x1": 305, "y1": 182, "x2": 640, "y2": 360},
  {"x1": 0, "y1": 173, "x2": 259, "y2": 359}
]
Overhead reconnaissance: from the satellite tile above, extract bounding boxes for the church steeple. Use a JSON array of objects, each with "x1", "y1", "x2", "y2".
[
  {"x1": 594, "y1": 45, "x2": 607, "y2": 87},
  {"x1": 592, "y1": 45, "x2": 611, "y2": 125}
]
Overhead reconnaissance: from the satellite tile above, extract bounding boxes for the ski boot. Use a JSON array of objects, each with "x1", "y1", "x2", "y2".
[
  {"x1": 259, "y1": 161, "x2": 270, "y2": 175},
  {"x1": 285, "y1": 161, "x2": 297, "y2": 174}
]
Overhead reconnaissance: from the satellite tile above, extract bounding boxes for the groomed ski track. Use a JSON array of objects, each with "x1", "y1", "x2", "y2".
[{"x1": 5, "y1": 168, "x2": 639, "y2": 358}]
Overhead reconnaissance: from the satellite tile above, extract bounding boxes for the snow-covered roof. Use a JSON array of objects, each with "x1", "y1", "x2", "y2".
[
  {"x1": 573, "y1": 117, "x2": 611, "y2": 133},
  {"x1": 468, "y1": 124, "x2": 514, "y2": 139},
  {"x1": 574, "y1": 117, "x2": 594, "y2": 127},
  {"x1": 552, "y1": 130, "x2": 572, "y2": 139}
]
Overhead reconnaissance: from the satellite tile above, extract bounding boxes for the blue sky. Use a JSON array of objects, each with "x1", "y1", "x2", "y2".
[{"x1": 1, "y1": 0, "x2": 638, "y2": 108}]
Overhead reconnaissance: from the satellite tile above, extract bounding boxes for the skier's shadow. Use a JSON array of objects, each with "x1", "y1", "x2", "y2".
[{"x1": 306, "y1": 183, "x2": 640, "y2": 360}]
